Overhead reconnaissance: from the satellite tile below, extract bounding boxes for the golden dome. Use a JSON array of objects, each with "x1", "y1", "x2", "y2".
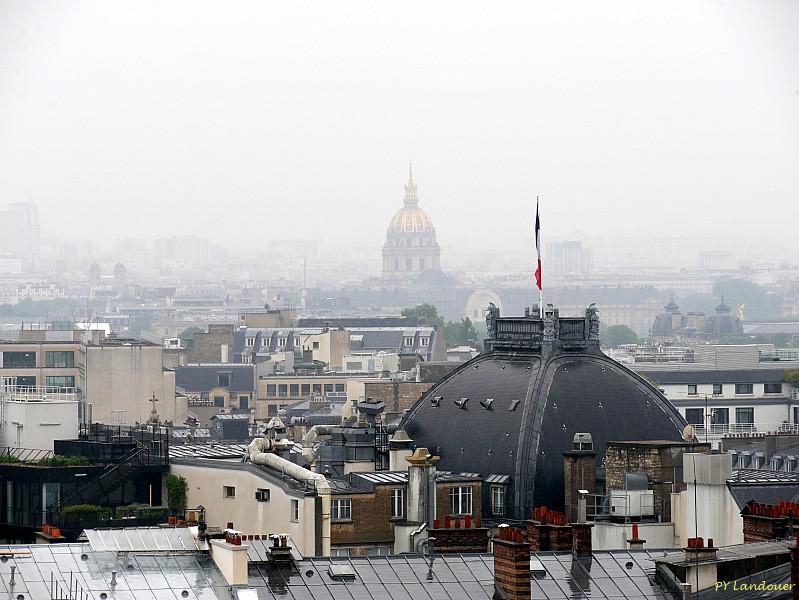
[{"x1": 387, "y1": 165, "x2": 436, "y2": 234}]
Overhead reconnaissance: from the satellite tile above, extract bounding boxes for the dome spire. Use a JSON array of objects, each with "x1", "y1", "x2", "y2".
[{"x1": 404, "y1": 162, "x2": 418, "y2": 205}]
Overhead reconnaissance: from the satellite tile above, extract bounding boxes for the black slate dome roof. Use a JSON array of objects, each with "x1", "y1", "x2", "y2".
[{"x1": 400, "y1": 304, "x2": 687, "y2": 521}]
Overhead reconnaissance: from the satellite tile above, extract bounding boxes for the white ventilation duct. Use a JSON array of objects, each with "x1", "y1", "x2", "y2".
[{"x1": 247, "y1": 438, "x2": 331, "y2": 556}]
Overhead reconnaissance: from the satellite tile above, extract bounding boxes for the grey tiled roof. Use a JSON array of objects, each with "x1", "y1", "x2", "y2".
[{"x1": 250, "y1": 551, "x2": 673, "y2": 599}]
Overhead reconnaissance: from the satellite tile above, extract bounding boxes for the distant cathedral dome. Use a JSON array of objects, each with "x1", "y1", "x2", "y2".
[{"x1": 382, "y1": 165, "x2": 441, "y2": 279}]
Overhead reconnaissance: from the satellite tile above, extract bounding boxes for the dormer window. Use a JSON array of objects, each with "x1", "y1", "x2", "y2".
[
  {"x1": 246, "y1": 337, "x2": 255, "y2": 347},
  {"x1": 404, "y1": 337, "x2": 414, "y2": 347},
  {"x1": 420, "y1": 337, "x2": 429, "y2": 347},
  {"x1": 278, "y1": 337, "x2": 286, "y2": 347}
]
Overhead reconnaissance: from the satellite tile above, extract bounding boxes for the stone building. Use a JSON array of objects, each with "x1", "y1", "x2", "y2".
[{"x1": 381, "y1": 165, "x2": 441, "y2": 280}]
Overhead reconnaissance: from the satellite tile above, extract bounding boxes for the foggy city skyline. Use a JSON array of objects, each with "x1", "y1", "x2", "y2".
[{"x1": 1, "y1": 1, "x2": 797, "y2": 266}]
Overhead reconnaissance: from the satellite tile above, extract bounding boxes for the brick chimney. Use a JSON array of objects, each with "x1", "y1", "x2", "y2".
[
  {"x1": 572, "y1": 522, "x2": 593, "y2": 557},
  {"x1": 493, "y1": 526, "x2": 531, "y2": 600},
  {"x1": 563, "y1": 433, "x2": 596, "y2": 523}
]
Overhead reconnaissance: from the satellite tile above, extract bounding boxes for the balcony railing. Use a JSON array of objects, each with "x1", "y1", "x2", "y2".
[{"x1": 690, "y1": 422, "x2": 799, "y2": 437}]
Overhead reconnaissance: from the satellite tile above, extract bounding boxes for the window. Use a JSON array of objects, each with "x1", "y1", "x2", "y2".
[
  {"x1": 266, "y1": 384, "x2": 277, "y2": 397},
  {"x1": 324, "y1": 384, "x2": 333, "y2": 394},
  {"x1": 419, "y1": 258, "x2": 425, "y2": 270},
  {"x1": 491, "y1": 485, "x2": 506, "y2": 516},
  {"x1": 223, "y1": 486, "x2": 235, "y2": 498},
  {"x1": 217, "y1": 373, "x2": 231, "y2": 388},
  {"x1": 735, "y1": 383, "x2": 754, "y2": 395},
  {"x1": 335, "y1": 383, "x2": 345, "y2": 393},
  {"x1": 255, "y1": 488, "x2": 270, "y2": 502},
  {"x1": 712, "y1": 384, "x2": 723, "y2": 396},
  {"x1": 291, "y1": 499, "x2": 300, "y2": 522},
  {"x1": 246, "y1": 337, "x2": 255, "y2": 347},
  {"x1": 685, "y1": 408, "x2": 703, "y2": 425},
  {"x1": 331, "y1": 498, "x2": 352, "y2": 522},
  {"x1": 346, "y1": 361, "x2": 362, "y2": 371},
  {"x1": 278, "y1": 337, "x2": 286, "y2": 347},
  {"x1": 404, "y1": 337, "x2": 414, "y2": 347},
  {"x1": 294, "y1": 337, "x2": 300, "y2": 347},
  {"x1": 45, "y1": 351, "x2": 74, "y2": 368},
  {"x1": 15, "y1": 376, "x2": 36, "y2": 387},
  {"x1": 390, "y1": 489, "x2": 404, "y2": 519},
  {"x1": 214, "y1": 396, "x2": 225, "y2": 407},
  {"x1": 2, "y1": 351, "x2": 36, "y2": 368},
  {"x1": 736, "y1": 407, "x2": 754, "y2": 430},
  {"x1": 301, "y1": 384, "x2": 311, "y2": 396},
  {"x1": 687, "y1": 384, "x2": 697, "y2": 395},
  {"x1": 46, "y1": 376, "x2": 75, "y2": 388},
  {"x1": 449, "y1": 486, "x2": 473, "y2": 515},
  {"x1": 313, "y1": 341, "x2": 320, "y2": 350},
  {"x1": 711, "y1": 408, "x2": 729, "y2": 433},
  {"x1": 765, "y1": 383, "x2": 782, "y2": 394},
  {"x1": 331, "y1": 547, "x2": 350, "y2": 557},
  {"x1": 289, "y1": 384, "x2": 299, "y2": 397},
  {"x1": 367, "y1": 546, "x2": 391, "y2": 556},
  {"x1": 420, "y1": 337, "x2": 429, "y2": 347},
  {"x1": 313, "y1": 384, "x2": 322, "y2": 394},
  {"x1": 278, "y1": 384, "x2": 288, "y2": 397},
  {"x1": 267, "y1": 404, "x2": 278, "y2": 416}
]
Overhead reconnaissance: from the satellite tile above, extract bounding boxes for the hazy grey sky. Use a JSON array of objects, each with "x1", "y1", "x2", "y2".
[{"x1": 1, "y1": 1, "x2": 797, "y2": 257}]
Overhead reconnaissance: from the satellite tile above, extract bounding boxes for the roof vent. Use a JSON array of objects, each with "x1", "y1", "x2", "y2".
[
  {"x1": 430, "y1": 396, "x2": 442, "y2": 407},
  {"x1": 480, "y1": 398, "x2": 494, "y2": 410},
  {"x1": 454, "y1": 397, "x2": 468, "y2": 409},
  {"x1": 573, "y1": 433, "x2": 593, "y2": 451}
]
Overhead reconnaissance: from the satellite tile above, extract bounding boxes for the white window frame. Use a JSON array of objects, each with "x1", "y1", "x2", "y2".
[
  {"x1": 490, "y1": 485, "x2": 505, "y2": 516},
  {"x1": 223, "y1": 486, "x2": 235, "y2": 499},
  {"x1": 246, "y1": 337, "x2": 255, "y2": 347},
  {"x1": 420, "y1": 337, "x2": 429, "y2": 347},
  {"x1": 291, "y1": 499, "x2": 300, "y2": 522},
  {"x1": 449, "y1": 486, "x2": 473, "y2": 516},
  {"x1": 390, "y1": 488, "x2": 404, "y2": 519},
  {"x1": 332, "y1": 498, "x2": 352, "y2": 522},
  {"x1": 404, "y1": 337, "x2": 414, "y2": 347}
]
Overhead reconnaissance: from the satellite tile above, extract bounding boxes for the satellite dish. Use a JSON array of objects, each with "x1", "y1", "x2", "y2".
[{"x1": 682, "y1": 424, "x2": 696, "y2": 442}]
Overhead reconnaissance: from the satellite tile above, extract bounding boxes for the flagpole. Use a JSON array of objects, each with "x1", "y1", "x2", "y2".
[{"x1": 536, "y1": 197, "x2": 543, "y2": 318}]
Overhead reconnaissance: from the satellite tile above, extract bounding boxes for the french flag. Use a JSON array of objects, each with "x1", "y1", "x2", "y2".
[{"x1": 534, "y1": 200, "x2": 542, "y2": 290}]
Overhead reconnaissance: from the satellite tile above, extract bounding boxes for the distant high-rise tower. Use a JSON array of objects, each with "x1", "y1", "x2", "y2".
[{"x1": 382, "y1": 165, "x2": 441, "y2": 279}]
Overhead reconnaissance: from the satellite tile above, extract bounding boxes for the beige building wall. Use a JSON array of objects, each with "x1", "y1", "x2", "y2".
[
  {"x1": 84, "y1": 344, "x2": 184, "y2": 425},
  {"x1": 170, "y1": 461, "x2": 319, "y2": 557}
]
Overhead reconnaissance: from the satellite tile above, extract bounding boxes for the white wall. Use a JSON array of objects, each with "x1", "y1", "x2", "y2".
[
  {"x1": 592, "y1": 522, "x2": 676, "y2": 550},
  {"x1": 1, "y1": 399, "x2": 79, "y2": 451},
  {"x1": 170, "y1": 461, "x2": 319, "y2": 557}
]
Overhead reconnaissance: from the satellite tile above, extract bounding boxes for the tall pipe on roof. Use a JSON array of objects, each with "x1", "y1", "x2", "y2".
[
  {"x1": 303, "y1": 425, "x2": 333, "y2": 447},
  {"x1": 248, "y1": 437, "x2": 331, "y2": 556}
]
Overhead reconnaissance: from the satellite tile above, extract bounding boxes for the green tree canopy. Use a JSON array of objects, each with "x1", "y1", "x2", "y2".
[
  {"x1": 401, "y1": 303, "x2": 444, "y2": 328},
  {"x1": 178, "y1": 326, "x2": 204, "y2": 342},
  {"x1": 713, "y1": 279, "x2": 783, "y2": 320},
  {"x1": 444, "y1": 317, "x2": 479, "y2": 348},
  {"x1": 784, "y1": 370, "x2": 799, "y2": 390},
  {"x1": 602, "y1": 324, "x2": 638, "y2": 348}
]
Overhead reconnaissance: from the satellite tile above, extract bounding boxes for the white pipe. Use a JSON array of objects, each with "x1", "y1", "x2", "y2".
[
  {"x1": 248, "y1": 438, "x2": 331, "y2": 557},
  {"x1": 303, "y1": 425, "x2": 333, "y2": 447}
]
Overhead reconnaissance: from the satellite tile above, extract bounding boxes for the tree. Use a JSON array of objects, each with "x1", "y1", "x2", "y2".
[
  {"x1": 165, "y1": 474, "x2": 188, "y2": 511},
  {"x1": 444, "y1": 317, "x2": 479, "y2": 347},
  {"x1": 784, "y1": 370, "x2": 799, "y2": 391},
  {"x1": 401, "y1": 303, "x2": 444, "y2": 328},
  {"x1": 178, "y1": 326, "x2": 204, "y2": 343},
  {"x1": 713, "y1": 279, "x2": 783, "y2": 320},
  {"x1": 602, "y1": 325, "x2": 638, "y2": 348}
]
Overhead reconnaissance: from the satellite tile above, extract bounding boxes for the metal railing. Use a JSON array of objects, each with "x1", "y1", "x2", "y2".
[
  {"x1": 0, "y1": 383, "x2": 78, "y2": 403},
  {"x1": 688, "y1": 422, "x2": 799, "y2": 437}
]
